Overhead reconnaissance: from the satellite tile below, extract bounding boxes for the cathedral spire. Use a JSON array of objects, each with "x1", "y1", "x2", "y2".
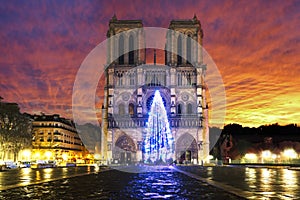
[
  {"x1": 112, "y1": 14, "x2": 117, "y2": 21},
  {"x1": 193, "y1": 14, "x2": 197, "y2": 21}
]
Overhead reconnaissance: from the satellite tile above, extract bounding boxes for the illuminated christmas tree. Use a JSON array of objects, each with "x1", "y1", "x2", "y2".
[{"x1": 144, "y1": 90, "x2": 174, "y2": 163}]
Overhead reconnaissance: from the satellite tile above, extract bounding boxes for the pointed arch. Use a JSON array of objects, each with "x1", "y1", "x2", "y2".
[
  {"x1": 186, "y1": 35, "x2": 192, "y2": 64},
  {"x1": 118, "y1": 103, "x2": 125, "y2": 115},
  {"x1": 176, "y1": 133, "x2": 198, "y2": 150},
  {"x1": 187, "y1": 103, "x2": 193, "y2": 114},
  {"x1": 128, "y1": 34, "x2": 134, "y2": 64},
  {"x1": 177, "y1": 35, "x2": 182, "y2": 65},
  {"x1": 115, "y1": 134, "x2": 136, "y2": 152},
  {"x1": 129, "y1": 103, "x2": 135, "y2": 116},
  {"x1": 177, "y1": 103, "x2": 182, "y2": 115},
  {"x1": 176, "y1": 133, "x2": 198, "y2": 162},
  {"x1": 118, "y1": 35, "x2": 124, "y2": 64}
]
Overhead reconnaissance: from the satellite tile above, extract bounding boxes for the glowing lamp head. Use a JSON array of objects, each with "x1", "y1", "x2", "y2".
[
  {"x1": 62, "y1": 153, "x2": 68, "y2": 161},
  {"x1": 22, "y1": 149, "x2": 31, "y2": 158},
  {"x1": 45, "y1": 151, "x2": 52, "y2": 160},
  {"x1": 282, "y1": 149, "x2": 298, "y2": 159},
  {"x1": 261, "y1": 150, "x2": 272, "y2": 159},
  {"x1": 34, "y1": 152, "x2": 41, "y2": 159},
  {"x1": 94, "y1": 154, "x2": 101, "y2": 160},
  {"x1": 244, "y1": 153, "x2": 257, "y2": 160}
]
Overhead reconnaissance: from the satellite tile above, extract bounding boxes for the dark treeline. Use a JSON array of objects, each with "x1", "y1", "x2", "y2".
[
  {"x1": 222, "y1": 123, "x2": 299, "y2": 142},
  {"x1": 210, "y1": 123, "x2": 300, "y2": 160}
]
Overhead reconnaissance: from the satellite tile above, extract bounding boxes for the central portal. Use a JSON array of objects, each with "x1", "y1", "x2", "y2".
[{"x1": 143, "y1": 90, "x2": 174, "y2": 164}]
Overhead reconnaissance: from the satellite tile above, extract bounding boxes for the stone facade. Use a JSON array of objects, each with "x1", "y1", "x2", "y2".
[
  {"x1": 101, "y1": 15, "x2": 209, "y2": 164},
  {"x1": 31, "y1": 114, "x2": 88, "y2": 163}
]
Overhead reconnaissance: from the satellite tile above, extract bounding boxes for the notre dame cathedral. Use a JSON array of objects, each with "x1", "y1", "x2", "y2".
[{"x1": 101, "y1": 15, "x2": 209, "y2": 165}]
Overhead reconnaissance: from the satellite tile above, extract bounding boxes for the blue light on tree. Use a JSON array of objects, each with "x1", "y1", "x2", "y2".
[{"x1": 144, "y1": 90, "x2": 174, "y2": 163}]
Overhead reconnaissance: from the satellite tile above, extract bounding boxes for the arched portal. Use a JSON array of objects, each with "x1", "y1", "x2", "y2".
[
  {"x1": 176, "y1": 133, "x2": 198, "y2": 163},
  {"x1": 114, "y1": 134, "x2": 136, "y2": 164}
]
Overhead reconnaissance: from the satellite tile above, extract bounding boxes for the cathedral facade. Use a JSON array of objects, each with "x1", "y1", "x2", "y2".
[{"x1": 101, "y1": 15, "x2": 209, "y2": 165}]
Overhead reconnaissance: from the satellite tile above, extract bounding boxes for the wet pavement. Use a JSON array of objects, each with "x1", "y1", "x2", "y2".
[
  {"x1": 0, "y1": 166, "x2": 243, "y2": 199},
  {"x1": 0, "y1": 166, "x2": 101, "y2": 190},
  {"x1": 176, "y1": 165, "x2": 300, "y2": 199}
]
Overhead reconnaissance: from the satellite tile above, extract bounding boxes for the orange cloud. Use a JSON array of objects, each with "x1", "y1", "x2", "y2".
[{"x1": 0, "y1": 0, "x2": 299, "y2": 127}]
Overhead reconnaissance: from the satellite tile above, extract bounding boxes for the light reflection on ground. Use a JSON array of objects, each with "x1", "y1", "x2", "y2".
[
  {"x1": 0, "y1": 165, "x2": 299, "y2": 199},
  {"x1": 177, "y1": 165, "x2": 300, "y2": 199}
]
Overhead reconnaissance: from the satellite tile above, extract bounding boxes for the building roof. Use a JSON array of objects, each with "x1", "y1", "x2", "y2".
[{"x1": 31, "y1": 114, "x2": 75, "y2": 127}]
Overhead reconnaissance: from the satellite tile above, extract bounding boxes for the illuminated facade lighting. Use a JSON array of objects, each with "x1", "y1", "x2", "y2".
[{"x1": 31, "y1": 114, "x2": 89, "y2": 163}]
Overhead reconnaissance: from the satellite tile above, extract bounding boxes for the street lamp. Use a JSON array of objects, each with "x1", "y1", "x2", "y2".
[
  {"x1": 22, "y1": 149, "x2": 31, "y2": 161},
  {"x1": 45, "y1": 151, "x2": 52, "y2": 160},
  {"x1": 282, "y1": 149, "x2": 297, "y2": 160},
  {"x1": 261, "y1": 150, "x2": 272, "y2": 163},
  {"x1": 62, "y1": 153, "x2": 68, "y2": 161},
  {"x1": 244, "y1": 153, "x2": 258, "y2": 163},
  {"x1": 94, "y1": 154, "x2": 101, "y2": 160}
]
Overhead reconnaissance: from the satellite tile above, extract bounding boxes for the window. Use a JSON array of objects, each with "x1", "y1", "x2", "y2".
[
  {"x1": 118, "y1": 35, "x2": 124, "y2": 64},
  {"x1": 129, "y1": 72, "x2": 135, "y2": 85},
  {"x1": 119, "y1": 104, "x2": 125, "y2": 115},
  {"x1": 129, "y1": 103, "x2": 135, "y2": 116},
  {"x1": 177, "y1": 72, "x2": 182, "y2": 86},
  {"x1": 129, "y1": 35, "x2": 134, "y2": 64},
  {"x1": 186, "y1": 73, "x2": 191, "y2": 85},
  {"x1": 117, "y1": 72, "x2": 123, "y2": 86},
  {"x1": 186, "y1": 35, "x2": 192, "y2": 64},
  {"x1": 187, "y1": 103, "x2": 193, "y2": 114},
  {"x1": 54, "y1": 131, "x2": 60, "y2": 135},
  {"x1": 177, "y1": 35, "x2": 182, "y2": 65},
  {"x1": 177, "y1": 104, "x2": 182, "y2": 115}
]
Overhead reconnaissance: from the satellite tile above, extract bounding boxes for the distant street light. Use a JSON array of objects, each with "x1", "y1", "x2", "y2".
[
  {"x1": 62, "y1": 153, "x2": 68, "y2": 161},
  {"x1": 282, "y1": 149, "x2": 298, "y2": 160},
  {"x1": 45, "y1": 151, "x2": 52, "y2": 160},
  {"x1": 261, "y1": 150, "x2": 272, "y2": 159},
  {"x1": 94, "y1": 154, "x2": 101, "y2": 160},
  {"x1": 22, "y1": 149, "x2": 31, "y2": 160},
  {"x1": 244, "y1": 153, "x2": 257, "y2": 161}
]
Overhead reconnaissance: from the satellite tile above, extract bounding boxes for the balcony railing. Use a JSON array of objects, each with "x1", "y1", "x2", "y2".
[{"x1": 107, "y1": 116, "x2": 202, "y2": 128}]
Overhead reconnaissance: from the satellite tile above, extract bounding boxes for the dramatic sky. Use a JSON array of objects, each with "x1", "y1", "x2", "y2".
[{"x1": 0, "y1": 0, "x2": 299, "y2": 127}]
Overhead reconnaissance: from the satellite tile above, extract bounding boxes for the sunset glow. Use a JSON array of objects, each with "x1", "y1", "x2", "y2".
[{"x1": 0, "y1": 0, "x2": 299, "y2": 127}]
